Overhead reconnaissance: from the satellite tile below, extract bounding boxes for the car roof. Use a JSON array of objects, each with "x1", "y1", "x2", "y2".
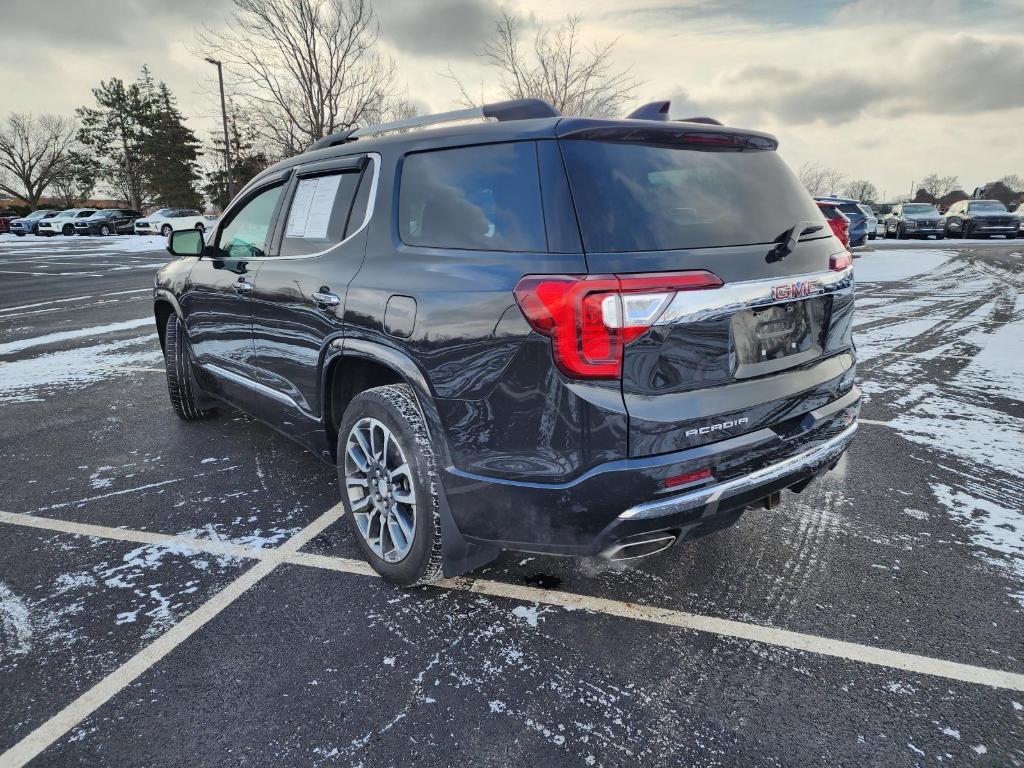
[
  {"x1": 815, "y1": 196, "x2": 859, "y2": 204},
  {"x1": 250, "y1": 113, "x2": 779, "y2": 194}
]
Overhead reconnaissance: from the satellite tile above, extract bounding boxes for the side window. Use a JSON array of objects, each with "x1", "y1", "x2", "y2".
[
  {"x1": 399, "y1": 142, "x2": 546, "y2": 252},
  {"x1": 216, "y1": 184, "x2": 284, "y2": 259},
  {"x1": 279, "y1": 169, "x2": 362, "y2": 258}
]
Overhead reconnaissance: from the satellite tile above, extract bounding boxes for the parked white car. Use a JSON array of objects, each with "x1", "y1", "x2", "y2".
[
  {"x1": 134, "y1": 208, "x2": 213, "y2": 237},
  {"x1": 858, "y1": 204, "x2": 878, "y2": 241},
  {"x1": 36, "y1": 208, "x2": 97, "y2": 236}
]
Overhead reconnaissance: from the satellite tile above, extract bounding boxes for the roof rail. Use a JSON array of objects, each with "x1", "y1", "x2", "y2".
[
  {"x1": 307, "y1": 98, "x2": 560, "y2": 152},
  {"x1": 678, "y1": 116, "x2": 723, "y2": 126},
  {"x1": 626, "y1": 101, "x2": 670, "y2": 121}
]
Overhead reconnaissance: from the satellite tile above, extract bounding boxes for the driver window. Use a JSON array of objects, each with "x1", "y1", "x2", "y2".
[{"x1": 216, "y1": 185, "x2": 283, "y2": 259}]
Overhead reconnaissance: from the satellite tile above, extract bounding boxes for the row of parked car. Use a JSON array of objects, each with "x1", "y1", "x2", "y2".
[
  {"x1": 5, "y1": 207, "x2": 216, "y2": 237},
  {"x1": 814, "y1": 197, "x2": 1021, "y2": 247}
]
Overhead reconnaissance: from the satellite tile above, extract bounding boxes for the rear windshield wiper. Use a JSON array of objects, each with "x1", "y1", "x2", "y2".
[{"x1": 767, "y1": 221, "x2": 823, "y2": 263}]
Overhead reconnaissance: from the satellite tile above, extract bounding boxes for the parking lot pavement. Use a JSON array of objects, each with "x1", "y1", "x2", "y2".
[{"x1": 2, "y1": 235, "x2": 1023, "y2": 766}]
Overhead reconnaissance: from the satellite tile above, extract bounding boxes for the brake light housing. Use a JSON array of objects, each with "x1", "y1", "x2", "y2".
[{"x1": 514, "y1": 271, "x2": 723, "y2": 380}]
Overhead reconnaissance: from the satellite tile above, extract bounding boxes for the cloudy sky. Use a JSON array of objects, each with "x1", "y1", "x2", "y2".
[{"x1": 1, "y1": 0, "x2": 1022, "y2": 199}]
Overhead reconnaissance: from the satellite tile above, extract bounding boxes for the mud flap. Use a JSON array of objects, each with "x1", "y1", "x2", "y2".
[{"x1": 437, "y1": 480, "x2": 500, "y2": 577}]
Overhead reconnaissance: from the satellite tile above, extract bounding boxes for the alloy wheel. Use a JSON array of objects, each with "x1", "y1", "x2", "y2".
[{"x1": 344, "y1": 418, "x2": 416, "y2": 563}]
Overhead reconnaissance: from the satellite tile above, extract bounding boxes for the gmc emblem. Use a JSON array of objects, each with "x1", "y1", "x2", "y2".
[{"x1": 772, "y1": 279, "x2": 822, "y2": 301}]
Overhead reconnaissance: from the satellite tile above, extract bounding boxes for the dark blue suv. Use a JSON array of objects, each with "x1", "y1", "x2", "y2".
[{"x1": 156, "y1": 99, "x2": 860, "y2": 585}]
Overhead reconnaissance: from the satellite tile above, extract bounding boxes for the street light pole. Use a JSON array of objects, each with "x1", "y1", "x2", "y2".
[{"x1": 204, "y1": 57, "x2": 234, "y2": 204}]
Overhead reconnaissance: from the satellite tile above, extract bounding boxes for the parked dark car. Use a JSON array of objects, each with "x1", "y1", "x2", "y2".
[
  {"x1": 74, "y1": 208, "x2": 142, "y2": 236},
  {"x1": 816, "y1": 200, "x2": 851, "y2": 250},
  {"x1": 944, "y1": 199, "x2": 1018, "y2": 239},
  {"x1": 8, "y1": 209, "x2": 57, "y2": 236},
  {"x1": 0, "y1": 208, "x2": 21, "y2": 234},
  {"x1": 155, "y1": 98, "x2": 860, "y2": 585},
  {"x1": 815, "y1": 197, "x2": 867, "y2": 246},
  {"x1": 883, "y1": 203, "x2": 945, "y2": 240}
]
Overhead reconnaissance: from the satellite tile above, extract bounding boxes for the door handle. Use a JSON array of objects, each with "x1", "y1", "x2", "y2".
[
  {"x1": 312, "y1": 289, "x2": 340, "y2": 309},
  {"x1": 233, "y1": 278, "x2": 253, "y2": 294}
]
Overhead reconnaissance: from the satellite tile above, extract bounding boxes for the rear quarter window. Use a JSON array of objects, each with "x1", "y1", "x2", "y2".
[
  {"x1": 560, "y1": 140, "x2": 823, "y2": 252},
  {"x1": 399, "y1": 142, "x2": 546, "y2": 252}
]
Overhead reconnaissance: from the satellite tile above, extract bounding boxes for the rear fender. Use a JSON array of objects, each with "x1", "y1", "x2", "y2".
[{"x1": 324, "y1": 338, "x2": 501, "y2": 577}]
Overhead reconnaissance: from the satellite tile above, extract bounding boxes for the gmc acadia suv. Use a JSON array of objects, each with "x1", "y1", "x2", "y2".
[{"x1": 155, "y1": 98, "x2": 860, "y2": 586}]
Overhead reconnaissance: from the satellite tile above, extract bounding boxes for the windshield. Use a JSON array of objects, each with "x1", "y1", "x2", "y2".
[
  {"x1": 153, "y1": 208, "x2": 175, "y2": 218},
  {"x1": 27, "y1": 210, "x2": 48, "y2": 220},
  {"x1": 560, "y1": 140, "x2": 823, "y2": 251},
  {"x1": 903, "y1": 204, "x2": 939, "y2": 215},
  {"x1": 969, "y1": 201, "x2": 1007, "y2": 212}
]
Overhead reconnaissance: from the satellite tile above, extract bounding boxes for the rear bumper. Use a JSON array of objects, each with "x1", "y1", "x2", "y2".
[{"x1": 444, "y1": 386, "x2": 861, "y2": 557}]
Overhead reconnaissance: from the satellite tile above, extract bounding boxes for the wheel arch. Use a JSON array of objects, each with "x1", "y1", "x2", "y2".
[
  {"x1": 153, "y1": 289, "x2": 184, "y2": 352},
  {"x1": 321, "y1": 339, "x2": 450, "y2": 467}
]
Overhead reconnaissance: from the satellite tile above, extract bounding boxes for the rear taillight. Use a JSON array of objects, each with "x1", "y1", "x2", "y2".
[
  {"x1": 514, "y1": 271, "x2": 723, "y2": 379},
  {"x1": 830, "y1": 251, "x2": 852, "y2": 271}
]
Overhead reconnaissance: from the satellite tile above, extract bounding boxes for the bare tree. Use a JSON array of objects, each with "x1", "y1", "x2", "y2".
[
  {"x1": 0, "y1": 113, "x2": 79, "y2": 209},
  {"x1": 198, "y1": 0, "x2": 407, "y2": 157},
  {"x1": 999, "y1": 174, "x2": 1023, "y2": 192},
  {"x1": 841, "y1": 179, "x2": 878, "y2": 203},
  {"x1": 450, "y1": 13, "x2": 640, "y2": 117},
  {"x1": 798, "y1": 162, "x2": 845, "y2": 197},
  {"x1": 919, "y1": 173, "x2": 960, "y2": 198}
]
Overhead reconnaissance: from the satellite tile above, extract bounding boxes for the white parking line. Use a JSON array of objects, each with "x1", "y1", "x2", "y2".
[
  {"x1": 1, "y1": 508, "x2": 1024, "y2": 703},
  {"x1": 0, "y1": 317, "x2": 152, "y2": 356},
  {"x1": 857, "y1": 419, "x2": 892, "y2": 427},
  {"x1": 0, "y1": 503, "x2": 346, "y2": 768}
]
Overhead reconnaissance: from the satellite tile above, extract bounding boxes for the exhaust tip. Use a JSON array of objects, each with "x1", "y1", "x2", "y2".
[{"x1": 601, "y1": 533, "x2": 678, "y2": 561}]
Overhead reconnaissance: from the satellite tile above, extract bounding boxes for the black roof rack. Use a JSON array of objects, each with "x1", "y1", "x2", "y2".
[
  {"x1": 626, "y1": 101, "x2": 670, "y2": 121},
  {"x1": 677, "y1": 116, "x2": 723, "y2": 126},
  {"x1": 305, "y1": 98, "x2": 725, "y2": 152},
  {"x1": 307, "y1": 98, "x2": 560, "y2": 152}
]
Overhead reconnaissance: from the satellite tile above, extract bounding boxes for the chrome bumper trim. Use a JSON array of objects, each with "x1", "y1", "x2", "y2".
[
  {"x1": 655, "y1": 266, "x2": 853, "y2": 326},
  {"x1": 619, "y1": 422, "x2": 858, "y2": 521}
]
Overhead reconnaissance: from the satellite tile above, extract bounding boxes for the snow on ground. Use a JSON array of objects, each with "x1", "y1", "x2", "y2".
[
  {"x1": 0, "y1": 335, "x2": 161, "y2": 404},
  {"x1": 0, "y1": 234, "x2": 167, "y2": 253},
  {"x1": 854, "y1": 249, "x2": 955, "y2": 283}
]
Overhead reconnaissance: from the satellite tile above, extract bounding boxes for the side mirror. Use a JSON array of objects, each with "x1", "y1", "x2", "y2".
[{"x1": 167, "y1": 228, "x2": 204, "y2": 257}]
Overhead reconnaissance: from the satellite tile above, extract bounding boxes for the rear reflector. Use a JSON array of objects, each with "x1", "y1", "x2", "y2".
[
  {"x1": 514, "y1": 271, "x2": 723, "y2": 379},
  {"x1": 664, "y1": 468, "x2": 713, "y2": 489}
]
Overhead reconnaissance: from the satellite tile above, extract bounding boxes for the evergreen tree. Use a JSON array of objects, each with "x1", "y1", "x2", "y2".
[
  {"x1": 143, "y1": 82, "x2": 203, "y2": 209},
  {"x1": 76, "y1": 77, "x2": 151, "y2": 210},
  {"x1": 77, "y1": 66, "x2": 202, "y2": 210}
]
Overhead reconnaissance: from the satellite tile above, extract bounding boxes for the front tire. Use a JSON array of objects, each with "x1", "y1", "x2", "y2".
[
  {"x1": 163, "y1": 314, "x2": 217, "y2": 421},
  {"x1": 62, "y1": 224, "x2": 73, "y2": 235},
  {"x1": 99, "y1": 224, "x2": 111, "y2": 236},
  {"x1": 161, "y1": 224, "x2": 173, "y2": 238},
  {"x1": 338, "y1": 384, "x2": 443, "y2": 586}
]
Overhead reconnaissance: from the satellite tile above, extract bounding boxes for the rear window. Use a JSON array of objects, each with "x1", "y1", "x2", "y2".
[
  {"x1": 399, "y1": 142, "x2": 546, "y2": 252},
  {"x1": 836, "y1": 203, "x2": 861, "y2": 215},
  {"x1": 560, "y1": 140, "x2": 823, "y2": 252}
]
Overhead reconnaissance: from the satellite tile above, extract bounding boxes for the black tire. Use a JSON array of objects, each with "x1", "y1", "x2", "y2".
[
  {"x1": 936, "y1": 234, "x2": 945, "y2": 240},
  {"x1": 14, "y1": 232, "x2": 24, "y2": 237},
  {"x1": 868, "y1": 233, "x2": 876, "y2": 241},
  {"x1": 163, "y1": 314, "x2": 217, "y2": 421},
  {"x1": 62, "y1": 224, "x2": 73, "y2": 235},
  {"x1": 897, "y1": 224, "x2": 907, "y2": 240},
  {"x1": 161, "y1": 224, "x2": 173, "y2": 237},
  {"x1": 1007, "y1": 232, "x2": 1018, "y2": 240},
  {"x1": 338, "y1": 384, "x2": 443, "y2": 586}
]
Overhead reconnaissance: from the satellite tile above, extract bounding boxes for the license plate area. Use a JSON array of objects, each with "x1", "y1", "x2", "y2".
[{"x1": 732, "y1": 298, "x2": 826, "y2": 378}]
